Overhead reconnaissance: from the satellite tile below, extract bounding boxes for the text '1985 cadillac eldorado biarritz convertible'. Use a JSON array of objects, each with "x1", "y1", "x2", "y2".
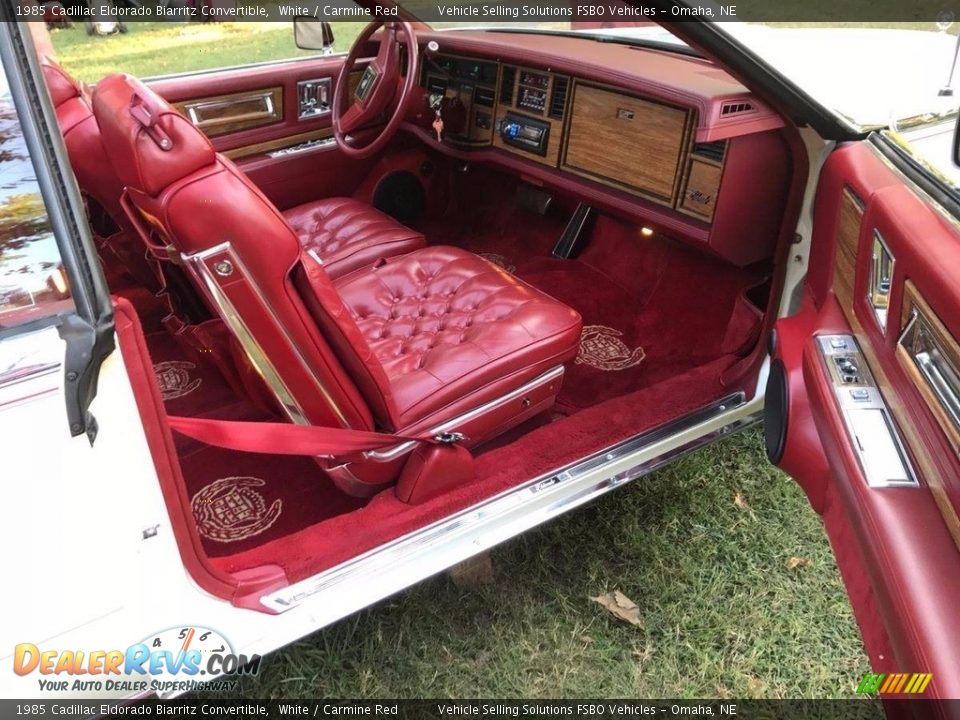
[{"x1": 2, "y1": 4, "x2": 960, "y2": 706}]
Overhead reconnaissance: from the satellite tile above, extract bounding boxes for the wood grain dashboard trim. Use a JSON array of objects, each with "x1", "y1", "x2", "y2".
[
  {"x1": 422, "y1": 52, "x2": 500, "y2": 147},
  {"x1": 677, "y1": 156, "x2": 723, "y2": 222},
  {"x1": 492, "y1": 64, "x2": 569, "y2": 167},
  {"x1": 560, "y1": 80, "x2": 693, "y2": 207}
]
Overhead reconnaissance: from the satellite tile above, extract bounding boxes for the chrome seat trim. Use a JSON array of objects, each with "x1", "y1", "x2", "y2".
[
  {"x1": 363, "y1": 365, "x2": 566, "y2": 462},
  {"x1": 182, "y1": 242, "x2": 349, "y2": 428}
]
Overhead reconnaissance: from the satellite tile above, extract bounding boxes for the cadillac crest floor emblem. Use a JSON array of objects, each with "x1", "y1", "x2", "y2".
[
  {"x1": 153, "y1": 360, "x2": 201, "y2": 400},
  {"x1": 576, "y1": 325, "x2": 646, "y2": 371},
  {"x1": 191, "y1": 477, "x2": 283, "y2": 543}
]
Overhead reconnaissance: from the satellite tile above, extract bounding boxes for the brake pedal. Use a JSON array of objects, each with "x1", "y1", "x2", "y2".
[{"x1": 552, "y1": 203, "x2": 594, "y2": 259}]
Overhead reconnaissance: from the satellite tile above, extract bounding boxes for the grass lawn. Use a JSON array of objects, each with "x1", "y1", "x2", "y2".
[
  {"x1": 206, "y1": 429, "x2": 867, "y2": 699},
  {"x1": 49, "y1": 21, "x2": 366, "y2": 83},
  {"x1": 51, "y1": 22, "x2": 868, "y2": 698}
]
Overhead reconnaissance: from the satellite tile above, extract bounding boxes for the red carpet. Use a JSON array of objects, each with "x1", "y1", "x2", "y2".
[
  {"x1": 177, "y1": 447, "x2": 365, "y2": 557},
  {"x1": 209, "y1": 354, "x2": 738, "y2": 582},
  {"x1": 144, "y1": 326, "x2": 367, "y2": 559},
  {"x1": 131, "y1": 166, "x2": 770, "y2": 580},
  {"x1": 422, "y1": 170, "x2": 766, "y2": 410}
]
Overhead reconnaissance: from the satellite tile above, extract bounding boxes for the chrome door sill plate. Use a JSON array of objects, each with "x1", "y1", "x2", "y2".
[{"x1": 260, "y1": 391, "x2": 756, "y2": 614}]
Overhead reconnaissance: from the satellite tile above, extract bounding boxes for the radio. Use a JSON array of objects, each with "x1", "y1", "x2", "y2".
[{"x1": 498, "y1": 112, "x2": 550, "y2": 156}]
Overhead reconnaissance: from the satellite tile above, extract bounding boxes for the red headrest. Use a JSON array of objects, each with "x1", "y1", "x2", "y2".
[
  {"x1": 92, "y1": 74, "x2": 216, "y2": 197},
  {"x1": 41, "y1": 60, "x2": 82, "y2": 107}
]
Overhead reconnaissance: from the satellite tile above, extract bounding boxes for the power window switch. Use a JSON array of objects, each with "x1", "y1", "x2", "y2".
[
  {"x1": 830, "y1": 338, "x2": 849, "y2": 350},
  {"x1": 850, "y1": 388, "x2": 870, "y2": 402}
]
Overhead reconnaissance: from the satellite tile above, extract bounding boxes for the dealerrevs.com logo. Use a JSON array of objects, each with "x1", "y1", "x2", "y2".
[{"x1": 13, "y1": 626, "x2": 261, "y2": 694}]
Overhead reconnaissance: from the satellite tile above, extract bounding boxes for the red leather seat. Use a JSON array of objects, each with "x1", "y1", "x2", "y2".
[
  {"x1": 40, "y1": 60, "x2": 157, "y2": 290},
  {"x1": 91, "y1": 73, "x2": 582, "y2": 494},
  {"x1": 284, "y1": 197, "x2": 425, "y2": 280},
  {"x1": 300, "y1": 245, "x2": 582, "y2": 432}
]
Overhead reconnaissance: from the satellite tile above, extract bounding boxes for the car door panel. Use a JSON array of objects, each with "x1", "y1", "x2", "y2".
[
  {"x1": 771, "y1": 140, "x2": 960, "y2": 702},
  {"x1": 147, "y1": 57, "x2": 375, "y2": 210}
]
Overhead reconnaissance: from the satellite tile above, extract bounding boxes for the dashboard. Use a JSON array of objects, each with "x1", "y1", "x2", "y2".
[{"x1": 411, "y1": 36, "x2": 794, "y2": 267}]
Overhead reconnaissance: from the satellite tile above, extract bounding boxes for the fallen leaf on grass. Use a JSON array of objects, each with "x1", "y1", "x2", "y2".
[
  {"x1": 786, "y1": 556, "x2": 812, "y2": 570},
  {"x1": 590, "y1": 590, "x2": 643, "y2": 627},
  {"x1": 734, "y1": 492, "x2": 750, "y2": 509}
]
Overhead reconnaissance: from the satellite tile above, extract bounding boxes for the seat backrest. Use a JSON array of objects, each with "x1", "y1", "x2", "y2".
[
  {"x1": 91, "y1": 73, "x2": 376, "y2": 432},
  {"x1": 40, "y1": 60, "x2": 130, "y2": 238}
]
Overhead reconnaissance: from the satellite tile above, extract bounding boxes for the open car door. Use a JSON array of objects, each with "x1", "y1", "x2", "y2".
[{"x1": 767, "y1": 134, "x2": 960, "y2": 702}]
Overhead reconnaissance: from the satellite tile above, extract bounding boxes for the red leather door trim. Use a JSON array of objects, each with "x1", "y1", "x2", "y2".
[
  {"x1": 773, "y1": 140, "x2": 960, "y2": 701},
  {"x1": 148, "y1": 57, "x2": 375, "y2": 209}
]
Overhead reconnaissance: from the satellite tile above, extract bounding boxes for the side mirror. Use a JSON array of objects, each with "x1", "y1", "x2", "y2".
[{"x1": 294, "y1": 17, "x2": 335, "y2": 54}]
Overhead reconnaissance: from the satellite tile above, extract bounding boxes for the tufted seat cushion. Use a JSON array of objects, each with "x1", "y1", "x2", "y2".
[
  {"x1": 284, "y1": 197, "x2": 425, "y2": 280},
  {"x1": 299, "y1": 245, "x2": 583, "y2": 431}
]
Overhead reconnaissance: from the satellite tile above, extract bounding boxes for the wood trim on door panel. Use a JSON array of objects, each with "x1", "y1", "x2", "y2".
[
  {"x1": 223, "y1": 128, "x2": 334, "y2": 161},
  {"x1": 831, "y1": 196, "x2": 960, "y2": 550},
  {"x1": 897, "y1": 281, "x2": 960, "y2": 456},
  {"x1": 561, "y1": 80, "x2": 692, "y2": 205},
  {"x1": 832, "y1": 187, "x2": 864, "y2": 311},
  {"x1": 174, "y1": 87, "x2": 283, "y2": 137},
  {"x1": 837, "y1": 295, "x2": 960, "y2": 550}
]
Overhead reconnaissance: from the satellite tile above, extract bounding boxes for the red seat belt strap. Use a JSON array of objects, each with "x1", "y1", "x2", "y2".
[{"x1": 166, "y1": 416, "x2": 439, "y2": 459}]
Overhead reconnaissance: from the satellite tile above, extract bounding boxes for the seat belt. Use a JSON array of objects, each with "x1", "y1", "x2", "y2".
[{"x1": 167, "y1": 415, "x2": 464, "y2": 461}]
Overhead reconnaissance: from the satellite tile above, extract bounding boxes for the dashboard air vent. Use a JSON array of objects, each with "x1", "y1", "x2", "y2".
[
  {"x1": 692, "y1": 140, "x2": 727, "y2": 163},
  {"x1": 500, "y1": 65, "x2": 517, "y2": 105},
  {"x1": 720, "y1": 100, "x2": 755, "y2": 117},
  {"x1": 549, "y1": 76, "x2": 569, "y2": 120}
]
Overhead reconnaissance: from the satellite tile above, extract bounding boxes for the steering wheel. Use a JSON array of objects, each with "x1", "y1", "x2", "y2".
[{"x1": 332, "y1": 21, "x2": 419, "y2": 159}]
